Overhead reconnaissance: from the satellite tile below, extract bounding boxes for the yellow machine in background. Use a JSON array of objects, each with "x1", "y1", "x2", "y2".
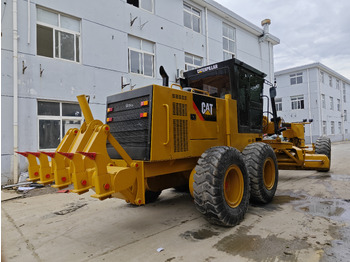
[{"x1": 17, "y1": 59, "x2": 330, "y2": 227}]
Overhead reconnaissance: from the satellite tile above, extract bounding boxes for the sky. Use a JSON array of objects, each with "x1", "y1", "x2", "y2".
[{"x1": 215, "y1": 0, "x2": 350, "y2": 79}]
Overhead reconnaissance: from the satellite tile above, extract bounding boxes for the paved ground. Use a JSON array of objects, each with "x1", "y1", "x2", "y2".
[{"x1": 2, "y1": 141, "x2": 350, "y2": 262}]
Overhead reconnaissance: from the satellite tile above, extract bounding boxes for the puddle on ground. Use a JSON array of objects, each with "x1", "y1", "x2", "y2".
[
  {"x1": 180, "y1": 228, "x2": 220, "y2": 241},
  {"x1": 214, "y1": 226, "x2": 309, "y2": 261},
  {"x1": 294, "y1": 198, "x2": 350, "y2": 222}
]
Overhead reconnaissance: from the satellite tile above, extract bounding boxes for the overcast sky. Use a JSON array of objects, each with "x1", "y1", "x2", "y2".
[{"x1": 215, "y1": 0, "x2": 350, "y2": 79}]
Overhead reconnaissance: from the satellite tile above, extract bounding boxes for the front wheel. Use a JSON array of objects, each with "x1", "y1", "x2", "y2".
[
  {"x1": 315, "y1": 136, "x2": 331, "y2": 172},
  {"x1": 243, "y1": 143, "x2": 278, "y2": 204},
  {"x1": 193, "y1": 146, "x2": 250, "y2": 227}
]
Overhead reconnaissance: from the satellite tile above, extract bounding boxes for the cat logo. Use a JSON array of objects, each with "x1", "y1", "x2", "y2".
[
  {"x1": 192, "y1": 94, "x2": 217, "y2": 122},
  {"x1": 201, "y1": 102, "x2": 213, "y2": 116}
]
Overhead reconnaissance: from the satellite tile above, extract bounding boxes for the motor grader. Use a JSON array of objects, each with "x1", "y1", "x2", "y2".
[{"x1": 17, "y1": 58, "x2": 330, "y2": 227}]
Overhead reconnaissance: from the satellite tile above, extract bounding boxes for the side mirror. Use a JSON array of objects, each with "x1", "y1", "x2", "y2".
[{"x1": 269, "y1": 86, "x2": 277, "y2": 98}]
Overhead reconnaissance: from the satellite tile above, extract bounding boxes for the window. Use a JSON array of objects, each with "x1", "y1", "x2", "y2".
[
  {"x1": 336, "y1": 79, "x2": 340, "y2": 89},
  {"x1": 343, "y1": 83, "x2": 347, "y2": 102},
  {"x1": 185, "y1": 53, "x2": 202, "y2": 71},
  {"x1": 329, "y1": 75, "x2": 333, "y2": 87},
  {"x1": 337, "y1": 99, "x2": 341, "y2": 111},
  {"x1": 330, "y1": 96, "x2": 334, "y2": 110},
  {"x1": 322, "y1": 121, "x2": 327, "y2": 135},
  {"x1": 127, "y1": 0, "x2": 153, "y2": 12},
  {"x1": 275, "y1": 98, "x2": 282, "y2": 111},
  {"x1": 290, "y1": 72, "x2": 303, "y2": 85},
  {"x1": 128, "y1": 35, "x2": 155, "y2": 77},
  {"x1": 36, "y1": 7, "x2": 80, "y2": 62},
  {"x1": 331, "y1": 121, "x2": 335, "y2": 135},
  {"x1": 321, "y1": 94, "x2": 326, "y2": 109},
  {"x1": 38, "y1": 101, "x2": 82, "y2": 149},
  {"x1": 183, "y1": 3, "x2": 200, "y2": 33},
  {"x1": 338, "y1": 122, "x2": 342, "y2": 134},
  {"x1": 320, "y1": 71, "x2": 324, "y2": 83},
  {"x1": 344, "y1": 110, "x2": 347, "y2": 121},
  {"x1": 223, "y1": 23, "x2": 235, "y2": 60},
  {"x1": 291, "y1": 95, "x2": 304, "y2": 110}
]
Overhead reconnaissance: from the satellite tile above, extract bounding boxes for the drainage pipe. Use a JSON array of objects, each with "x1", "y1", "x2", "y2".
[{"x1": 13, "y1": 0, "x2": 19, "y2": 183}]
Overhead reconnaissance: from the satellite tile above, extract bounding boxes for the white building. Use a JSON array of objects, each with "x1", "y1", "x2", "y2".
[
  {"x1": 274, "y1": 63, "x2": 350, "y2": 143},
  {"x1": 1, "y1": 0, "x2": 279, "y2": 184}
]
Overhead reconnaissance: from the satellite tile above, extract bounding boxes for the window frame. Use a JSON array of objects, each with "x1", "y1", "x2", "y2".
[
  {"x1": 37, "y1": 100, "x2": 82, "y2": 150},
  {"x1": 222, "y1": 23, "x2": 236, "y2": 60},
  {"x1": 36, "y1": 6, "x2": 81, "y2": 63},
  {"x1": 183, "y1": 3, "x2": 201, "y2": 33},
  {"x1": 330, "y1": 121, "x2": 335, "y2": 135},
  {"x1": 290, "y1": 72, "x2": 303, "y2": 85},
  {"x1": 338, "y1": 122, "x2": 342, "y2": 134},
  {"x1": 275, "y1": 98, "x2": 282, "y2": 111},
  {"x1": 329, "y1": 75, "x2": 333, "y2": 87},
  {"x1": 128, "y1": 36, "x2": 155, "y2": 78},
  {"x1": 330, "y1": 96, "x2": 334, "y2": 110},
  {"x1": 343, "y1": 83, "x2": 347, "y2": 103},
  {"x1": 344, "y1": 110, "x2": 347, "y2": 121},
  {"x1": 321, "y1": 94, "x2": 326, "y2": 109},
  {"x1": 127, "y1": 0, "x2": 154, "y2": 13},
  {"x1": 184, "y1": 53, "x2": 203, "y2": 71},
  {"x1": 320, "y1": 71, "x2": 324, "y2": 83},
  {"x1": 291, "y1": 95, "x2": 304, "y2": 110},
  {"x1": 322, "y1": 121, "x2": 327, "y2": 135}
]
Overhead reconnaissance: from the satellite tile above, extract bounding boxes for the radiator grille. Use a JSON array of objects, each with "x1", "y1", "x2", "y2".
[
  {"x1": 106, "y1": 86, "x2": 152, "y2": 161},
  {"x1": 173, "y1": 102, "x2": 187, "y2": 116},
  {"x1": 173, "y1": 119, "x2": 188, "y2": 153}
]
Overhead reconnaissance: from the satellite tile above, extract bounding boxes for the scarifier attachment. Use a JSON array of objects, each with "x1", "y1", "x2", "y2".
[
  {"x1": 27, "y1": 152, "x2": 54, "y2": 184},
  {"x1": 16, "y1": 152, "x2": 40, "y2": 181}
]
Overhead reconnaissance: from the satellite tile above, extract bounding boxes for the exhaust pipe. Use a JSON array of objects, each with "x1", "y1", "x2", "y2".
[{"x1": 159, "y1": 66, "x2": 169, "y2": 87}]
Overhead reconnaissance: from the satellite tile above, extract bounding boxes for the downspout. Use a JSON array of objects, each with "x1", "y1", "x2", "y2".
[
  {"x1": 13, "y1": 0, "x2": 19, "y2": 183},
  {"x1": 306, "y1": 69, "x2": 312, "y2": 143},
  {"x1": 27, "y1": 0, "x2": 30, "y2": 44},
  {"x1": 205, "y1": 7, "x2": 209, "y2": 65},
  {"x1": 317, "y1": 68, "x2": 323, "y2": 137}
]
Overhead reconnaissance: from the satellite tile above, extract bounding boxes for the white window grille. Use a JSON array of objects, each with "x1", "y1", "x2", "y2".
[
  {"x1": 290, "y1": 72, "x2": 303, "y2": 85},
  {"x1": 222, "y1": 23, "x2": 236, "y2": 60},
  {"x1": 275, "y1": 98, "x2": 282, "y2": 111},
  {"x1": 331, "y1": 121, "x2": 335, "y2": 135},
  {"x1": 185, "y1": 53, "x2": 202, "y2": 71},
  {"x1": 38, "y1": 100, "x2": 82, "y2": 149},
  {"x1": 322, "y1": 121, "x2": 327, "y2": 135},
  {"x1": 128, "y1": 35, "x2": 155, "y2": 77},
  {"x1": 36, "y1": 7, "x2": 81, "y2": 62},
  {"x1": 330, "y1": 96, "x2": 334, "y2": 110},
  {"x1": 291, "y1": 95, "x2": 304, "y2": 110},
  {"x1": 127, "y1": 0, "x2": 153, "y2": 12},
  {"x1": 183, "y1": 3, "x2": 201, "y2": 33},
  {"x1": 321, "y1": 94, "x2": 326, "y2": 109}
]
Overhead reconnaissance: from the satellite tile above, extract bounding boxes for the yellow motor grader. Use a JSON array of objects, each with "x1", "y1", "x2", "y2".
[{"x1": 17, "y1": 58, "x2": 330, "y2": 227}]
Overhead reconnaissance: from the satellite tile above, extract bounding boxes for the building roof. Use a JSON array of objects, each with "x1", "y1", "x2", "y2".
[
  {"x1": 192, "y1": 0, "x2": 280, "y2": 45},
  {"x1": 275, "y1": 63, "x2": 350, "y2": 84}
]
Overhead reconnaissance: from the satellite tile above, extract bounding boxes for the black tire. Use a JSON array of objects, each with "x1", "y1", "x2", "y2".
[
  {"x1": 145, "y1": 190, "x2": 161, "y2": 204},
  {"x1": 243, "y1": 143, "x2": 278, "y2": 204},
  {"x1": 193, "y1": 146, "x2": 250, "y2": 227},
  {"x1": 315, "y1": 136, "x2": 331, "y2": 172}
]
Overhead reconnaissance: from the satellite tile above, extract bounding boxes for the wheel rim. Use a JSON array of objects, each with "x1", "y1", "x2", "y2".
[
  {"x1": 263, "y1": 157, "x2": 275, "y2": 190},
  {"x1": 224, "y1": 165, "x2": 244, "y2": 208}
]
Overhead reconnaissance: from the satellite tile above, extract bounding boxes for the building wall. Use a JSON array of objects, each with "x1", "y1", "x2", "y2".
[
  {"x1": 1, "y1": 0, "x2": 278, "y2": 184},
  {"x1": 275, "y1": 64, "x2": 350, "y2": 144}
]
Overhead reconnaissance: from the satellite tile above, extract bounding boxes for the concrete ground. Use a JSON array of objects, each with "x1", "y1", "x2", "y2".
[{"x1": 2, "y1": 141, "x2": 350, "y2": 262}]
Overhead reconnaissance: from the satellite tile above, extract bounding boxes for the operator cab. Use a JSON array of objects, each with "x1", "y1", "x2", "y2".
[{"x1": 181, "y1": 58, "x2": 266, "y2": 134}]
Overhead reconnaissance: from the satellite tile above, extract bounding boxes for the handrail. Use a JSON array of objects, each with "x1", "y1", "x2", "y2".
[{"x1": 163, "y1": 104, "x2": 170, "y2": 145}]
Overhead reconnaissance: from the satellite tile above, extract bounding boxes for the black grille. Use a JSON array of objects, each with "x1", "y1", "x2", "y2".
[{"x1": 106, "y1": 86, "x2": 153, "y2": 161}]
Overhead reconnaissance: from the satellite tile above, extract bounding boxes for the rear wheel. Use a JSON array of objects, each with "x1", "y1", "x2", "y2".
[
  {"x1": 243, "y1": 143, "x2": 278, "y2": 204},
  {"x1": 193, "y1": 146, "x2": 250, "y2": 227},
  {"x1": 315, "y1": 136, "x2": 331, "y2": 172}
]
